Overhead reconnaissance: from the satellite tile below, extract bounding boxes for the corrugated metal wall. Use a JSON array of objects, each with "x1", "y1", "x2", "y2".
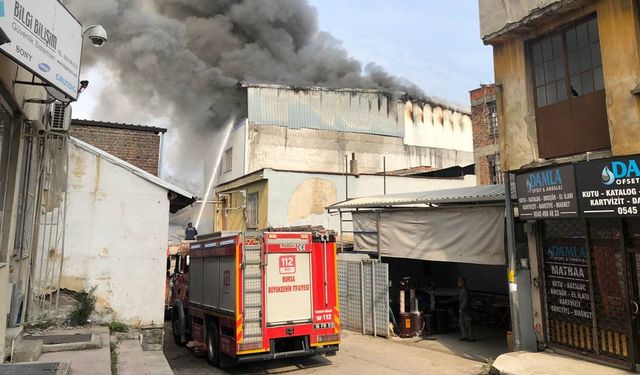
[
  {"x1": 338, "y1": 259, "x2": 389, "y2": 337},
  {"x1": 247, "y1": 87, "x2": 404, "y2": 137}
]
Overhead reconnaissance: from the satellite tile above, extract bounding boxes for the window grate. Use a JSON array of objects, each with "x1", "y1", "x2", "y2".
[
  {"x1": 223, "y1": 148, "x2": 233, "y2": 173},
  {"x1": 487, "y1": 101, "x2": 498, "y2": 136},
  {"x1": 246, "y1": 192, "x2": 258, "y2": 229},
  {"x1": 487, "y1": 154, "x2": 503, "y2": 185}
]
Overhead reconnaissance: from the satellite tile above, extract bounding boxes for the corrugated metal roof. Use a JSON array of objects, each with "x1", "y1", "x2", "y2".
[
  {"x1": 327, "y1": 184, "x2": 515, "y2": 209},
  {"x1": 70, "y1": 137, "x2": 195, "y2": 212},
  {"x1": 72, "y1": 119, "x2": 167, "y2": 134},
  {"x1": 247, "y1": 85, "x2": 404, "y2": 137},
  {"x1": 239, "y1": 82, "x2": 470, "y2": 115}
]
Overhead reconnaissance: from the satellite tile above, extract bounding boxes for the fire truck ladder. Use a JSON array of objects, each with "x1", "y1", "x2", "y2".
[{"x1": 242, "y1": 231, "x2": 263, "y2": 344}]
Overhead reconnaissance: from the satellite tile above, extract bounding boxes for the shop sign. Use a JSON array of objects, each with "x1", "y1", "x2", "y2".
[
  {"x1": 0, "y1": 0, "x2": 83, "y2": 99},
  {"x1": 542, "y1": 240, "x2": 593, "y2": 324},
  {"x1": 576, "y1": 156, "x2": 640, "y2": 217},
  {"x1": 515, "y1": 165, "x2": 579, "y2": 219}
]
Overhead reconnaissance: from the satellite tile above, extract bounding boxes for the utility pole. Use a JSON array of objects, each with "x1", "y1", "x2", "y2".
[
  {"x1": 504, "y1": 172, "x2": 521, "y2": 350},
  {"x1": 345, "y1": 154, "x2": 349, "y2": 200},
  {"x1": 383, "y1": 156, "x2": 387, "y2": 195}
]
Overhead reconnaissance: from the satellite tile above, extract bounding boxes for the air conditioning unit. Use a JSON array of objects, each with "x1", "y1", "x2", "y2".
[{"x1": 50, "y1": 102, "x2": 72, "y2": 132}]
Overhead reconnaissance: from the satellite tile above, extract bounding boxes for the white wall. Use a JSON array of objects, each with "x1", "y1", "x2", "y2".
[
  {"x1": 265, "y1": 169, "x2": 476, "y2": 231},
  {"x1": 64, "y1": 143, "x2": 169, "y2": 327},
  {"x1": 247, "y1": 124, "x2": 474, "y2": 176},
  {"x1": 403, "y1": 102, "x2": 473, "y2": 152},
  {"x1": 216, "y1": 119, "x2": 248, "y2": 185}
]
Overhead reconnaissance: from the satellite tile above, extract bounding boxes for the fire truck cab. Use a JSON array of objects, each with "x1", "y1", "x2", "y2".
[{"x1": 171, "y1": 229, "x2": 340, "y2": 366}]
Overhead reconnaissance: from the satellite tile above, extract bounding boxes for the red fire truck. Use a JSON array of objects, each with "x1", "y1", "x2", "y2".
[{"x1": 170, "y1": 230, "x2": 340, "y2": 366}]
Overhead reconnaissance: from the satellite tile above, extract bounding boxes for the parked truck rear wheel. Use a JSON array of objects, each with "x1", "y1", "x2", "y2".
[
  {"x1": 171, "y1": 300, "x2": 187, "y2": 346},
  {"x1": 206, "y1": 322, "x2": 220, "y2": 367}
]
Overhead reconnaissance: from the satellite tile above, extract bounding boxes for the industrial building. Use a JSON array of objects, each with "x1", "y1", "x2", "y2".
[{"x1": 209, "y1": 83, "x2": 475, "y2": 234}]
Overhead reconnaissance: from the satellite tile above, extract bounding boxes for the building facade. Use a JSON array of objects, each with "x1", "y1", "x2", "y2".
[
  {"x1": 470, "y1": 84, "x2": 502, "y2": 185},
  {"x1": 62, "y1": 138, "x2": 192, "y2": 327},
  {"x1": 213, "y1": 84, "x2": 475, "y2": 187},
  {"x1": 208, "y1": 84, "x2": 476, "y2": 235},
  {"x1": 480, "y1": 0, "x2": 640, "y2": 370},
  {"x1": 70, "y1": 119, "x2": 166, "y2": 176},
  {"x1": 213, "y1": 169, "x2": 475, "y2": 234}
]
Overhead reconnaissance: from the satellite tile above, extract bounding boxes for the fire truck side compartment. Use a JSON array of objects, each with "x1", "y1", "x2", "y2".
[
  {"x1": 190, "y1": 258, "x2": 204, "y2": 305},
  {"x1": 218, "y1": 257, "x2": 236, "y2": 312},
  {"x1": 203, "y1": 258, "x2": 220, "y2": 308}
]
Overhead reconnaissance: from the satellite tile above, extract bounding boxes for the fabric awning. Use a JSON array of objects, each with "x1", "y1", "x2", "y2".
[{"x1": 353, "y1": 206, "x2": 506, "y2": 265}]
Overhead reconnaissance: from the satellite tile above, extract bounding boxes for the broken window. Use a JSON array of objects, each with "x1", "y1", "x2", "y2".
[
  {"x1": 246, "y1": 192, "x2": 259, "y2": 229},
  {"x1": 529, "y1": 15, "x2": 609, "y2": 159},
  {"x1": 487, "y1": 101, "x2": 498, "y2": 136},
  {"x1": 488, "y1": 154, "x2": 503, "y2": 185}
]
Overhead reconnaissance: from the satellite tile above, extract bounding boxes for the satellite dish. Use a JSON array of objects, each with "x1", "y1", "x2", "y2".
[{"x1": 45, "y1": 85, "x2": 72, "y2": 104}]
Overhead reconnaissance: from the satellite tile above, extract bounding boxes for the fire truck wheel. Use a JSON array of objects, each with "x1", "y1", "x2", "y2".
[
  {"x1": 171, "y1": 302, "x2": 186, "y2": 346},
  {"x1": 206, "y1": 323, "x2": 220, "y2": 367}
]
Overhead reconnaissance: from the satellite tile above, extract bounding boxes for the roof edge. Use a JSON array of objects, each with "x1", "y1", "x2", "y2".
[
  {"x1": 69, "y1": 136, "x2": 195, "y2": 201},
  {"x1": 481, "y1": 0, "x2": 591, "y2": 45},
  {"x1": 72, "y1": 119, "x2": 168, "y2": 134},
  {"x1": 239, "y1": 81, "x2": 470, "y2": 116}
]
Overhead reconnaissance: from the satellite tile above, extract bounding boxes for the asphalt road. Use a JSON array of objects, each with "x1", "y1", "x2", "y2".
[{"x1": 162, "y1": 322, "x2": 484, "y2": 375}]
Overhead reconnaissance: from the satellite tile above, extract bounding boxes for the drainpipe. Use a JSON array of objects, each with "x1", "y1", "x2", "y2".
[
  {"x1": 344, "y1": 154, "x2": 349, "y2": 200},
  {"x1": 504, "y1": 172, "x2": 521, "y2": 350},
  {"x1": 158, "y1": 132, "x2": 165, "y2": 178}
]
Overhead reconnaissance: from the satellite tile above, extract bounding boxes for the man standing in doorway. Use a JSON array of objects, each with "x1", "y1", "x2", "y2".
[
  {"x1": 185, "y1": 222, "x2": 198, "y2": 241},
  {"x1": 458, "y1": 277, "x2": 475, "y2": 342}
]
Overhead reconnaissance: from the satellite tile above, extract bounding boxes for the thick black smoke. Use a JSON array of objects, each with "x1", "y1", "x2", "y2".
[{"x1": 63, "y1": 0, "x2": 423, "y2": 189}]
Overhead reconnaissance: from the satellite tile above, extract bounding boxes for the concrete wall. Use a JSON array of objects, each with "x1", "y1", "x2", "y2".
[
  {"x1": 402, "y1": 101, "x2": 473, "y2": 152},
  {"x1": 64, "y1": 142, "x2": 169, "y2": 327},
  {"x1": 247, "y1": 123, "x2": 474, "y2": 175},
  {"x1": 69, "y1": 123, "x2": 162, "y2": 176},
  {"x1": 479, "y1": 0, "x2": 590, "y2": 40},
  {"x1": 216, "y1": 119, "x2": 248, "y2": 185},
  {"x1": 487, "y1": 0, "x2": 640, "y2": 171},
  {"x1": 0, "y1": 54, "x2": 50, "y2": 359}
]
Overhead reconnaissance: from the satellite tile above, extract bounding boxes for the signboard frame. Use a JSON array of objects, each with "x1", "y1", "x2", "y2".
[
  {"x1": 575, "y1": 156, "x2": 640, "y2": 217},
  {"x1": 0, "y1": 0, "x2": 84, "y2": 100},
  {"x1": 515, "y1": 164, "x2": 579, "y2": 220}
]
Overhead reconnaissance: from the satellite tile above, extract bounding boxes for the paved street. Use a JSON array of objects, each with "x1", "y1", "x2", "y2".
[{"x1": 163, "y1": 322, "x2": 485, "y2": 375}]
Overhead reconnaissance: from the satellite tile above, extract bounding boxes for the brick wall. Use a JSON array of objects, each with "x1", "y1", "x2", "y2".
[
  {"x1": 470, "y1": 85, "x2": 500, "y2": 185},
  {"x1": 70, "y1": 125, "x2": 161, "y2": 176}
]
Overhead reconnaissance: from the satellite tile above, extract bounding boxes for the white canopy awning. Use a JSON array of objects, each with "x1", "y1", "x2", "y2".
[{"x1": 353, "y1": 206, "x2": 506, "y2": 266}]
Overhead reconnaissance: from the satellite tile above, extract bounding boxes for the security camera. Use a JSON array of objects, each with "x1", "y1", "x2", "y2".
[
  {"x1": 30, "y1": 119, "x2": 47, "y2": 136},
  {"x1": 83, "y1": 25, "x2": 108, "y2": 48}
]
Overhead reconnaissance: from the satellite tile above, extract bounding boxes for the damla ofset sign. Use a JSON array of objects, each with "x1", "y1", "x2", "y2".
[
  {"x1": 576, "y1": 156, "x2": 640, "y2": 217},
  {"x1": 516, "y1": 165, "x2": 578, "y2": 219},
  {"x1": 516, "y1": 156, "x2": 640, "y2": 218}
]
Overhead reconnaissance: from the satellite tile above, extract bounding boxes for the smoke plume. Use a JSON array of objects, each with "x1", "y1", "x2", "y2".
[{"x1": 63, "y1": 0, "x2": 423, "y2": 191}]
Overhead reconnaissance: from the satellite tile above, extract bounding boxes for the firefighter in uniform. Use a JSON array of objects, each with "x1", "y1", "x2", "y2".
[{"x1": 185, "y1": 222, "x2": 198, "y2": 241}]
